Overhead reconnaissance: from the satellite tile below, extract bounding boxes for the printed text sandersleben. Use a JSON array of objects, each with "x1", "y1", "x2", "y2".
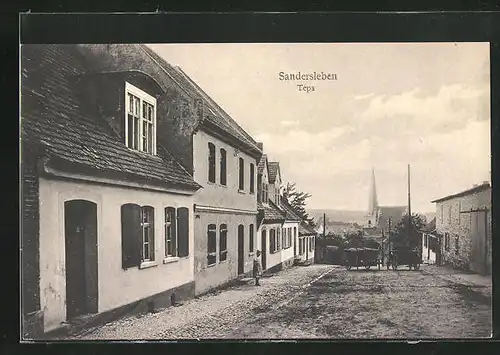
[{"x1": 278, "y1": 71, "x2": 338, "y2": 81}]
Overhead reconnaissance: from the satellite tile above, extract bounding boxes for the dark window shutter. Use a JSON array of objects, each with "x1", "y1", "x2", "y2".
[
  {"x1": 177, "y1": 207, "x2": 189, "y2": 257},
  {"x1": 121, "y1": 203, "x2": 142, "y2": 269}
]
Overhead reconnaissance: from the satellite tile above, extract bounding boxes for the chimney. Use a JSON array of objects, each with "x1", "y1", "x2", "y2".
[
  {"x1": 257, "y1": 142, "x2": 263, "y2": 151},
  {"x1": 482, "y1": 181, "x2": 489, "y2": 186},
  {"x1": 473, "y1": 184, "x2": 478, "y2": 188}
]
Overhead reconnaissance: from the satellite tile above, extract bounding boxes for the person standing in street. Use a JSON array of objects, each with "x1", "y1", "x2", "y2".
[{"x1": 253, "y1": 250, "x2": 263, "y2": 286}]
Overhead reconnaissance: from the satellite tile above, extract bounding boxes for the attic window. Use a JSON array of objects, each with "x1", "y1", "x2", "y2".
[{"x1": 125, "y1": 82, "x2": 157, "y2": 155}]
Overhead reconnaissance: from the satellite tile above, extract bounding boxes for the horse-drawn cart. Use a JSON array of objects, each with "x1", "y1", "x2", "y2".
[
  {"x1": 344, "y1": 247, "x2": 382, "y2": 270},
  {"x1": 388, "y1": 247, "x2": 422, "y2": 270}
]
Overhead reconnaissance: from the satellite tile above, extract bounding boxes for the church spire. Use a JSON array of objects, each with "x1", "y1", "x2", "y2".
[{"x1": 368, "y1": 168, "x2": 378, "y2": 216}]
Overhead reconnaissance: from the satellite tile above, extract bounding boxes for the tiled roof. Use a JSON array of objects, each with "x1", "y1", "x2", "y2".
[
  {"x1": 431, "y1": 182, "x2": 491, "y2": 203},
  {"x1": 258, "y1": 200, "x2": 286, "y2": 222},
  {"x1": 257, "y1": 154, "x2": 268, "y2": 175},
  {"x1": 21, "y1": 44, "x2": 201, "y2": 191},
  {"x1": 268, "y1": 162, "x2": 280, "y2": 184},
  {"x1": 280, "y1": 198, "x2": 302, "y2": 221},
  {"x1": 139, "y1": 45, "x2": 262, "y2": 157},
  {"x1": 299, "y1": 222, "x2": 317, "y2": 236}
]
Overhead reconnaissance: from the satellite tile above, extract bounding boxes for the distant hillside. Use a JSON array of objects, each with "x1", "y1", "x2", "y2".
[
  {"x1": 308, "y1": 209, "x2": 366, "y2": 225},
  {"x1": 308, "y1": 209, "x2": 435, "y2": 226}
]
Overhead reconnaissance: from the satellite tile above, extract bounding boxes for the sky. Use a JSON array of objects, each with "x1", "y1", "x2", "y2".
[{"x1": 148, "y1": 43, "x2": 491, "y2": 213}]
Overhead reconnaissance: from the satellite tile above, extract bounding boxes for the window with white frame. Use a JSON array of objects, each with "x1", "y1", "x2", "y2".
[
  {"x1": 165, "y1": 207, "x2": 176, "y2": 257},
  {"x1": 239, "y1": 157, "x2": 245, "y2": 191},
  {"x1": 208, "y1": 143, "x2": 216, "y2": 183},
  {"x1": 141, "y1": 206, "x2": 155, "y2": 262},
  {"x1": 125, "y1": 82, "x2": 156, "y2": 155},
  {"x1": 208, "y1": 224, "x2": 217, "y2": 265},
  {"x1": 250, "y1": 163, "x2": 255, "y2": 194},
  {"x1": 277, "y1": 228, "x2": 281, "y2": 250},
  {"x1": 220, "y1": 224, "x2": 228, "y2": 261},
  {"x1": 220, "y1": 148, "x2": 227, "y2": 186},
  {"x1": 270, "y1": 229, "x2": 277, "y2": 253}
]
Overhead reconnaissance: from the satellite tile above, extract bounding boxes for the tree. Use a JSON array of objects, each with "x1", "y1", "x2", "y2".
[
  {"x1": 391, "y1": 213, "x2": 426, "y2": 249},
  {"x1": 345, "y1": 230, "x2": 364, "y2": 248},
  {"x1": 283, "y1": 182, "x2": 315, "y2": 226}
]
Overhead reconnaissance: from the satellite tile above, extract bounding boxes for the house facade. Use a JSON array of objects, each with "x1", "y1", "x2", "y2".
[
  {"x1": 421, "y1": 218, "x2": 439, "y2": 265},
  {"x1": 432, "y1": 182, "x2": 492, "y2": 275},
  {"x1": 85, "y1": 45, "x2": 263, "y2": 296},
  {"x1": 297, "y1": 223, "x2": 317, "y2": 265},
  {"x1": 191, "y1": 127, "x2": 260, "y2": 294},
  {"x1": 21, "y1": 44, "x2": 202, "y2": 337},
  {"x1": 256, "y1": 152, "x2": 286, "y2": 272}
]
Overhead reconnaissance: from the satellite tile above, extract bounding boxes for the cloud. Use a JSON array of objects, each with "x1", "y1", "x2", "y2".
[
  {"x1": 256, "y1": 127, "x2": 348, "y2": 157},
  {"x1": 359, "y1": 84, "x2": 489, "y2": 135},
  {"x1": 353, "y1": 93, "x2": 375, "y2": 100},
  {"x1": 280, "y1": 120, "x2": 299, "y2": 127}
]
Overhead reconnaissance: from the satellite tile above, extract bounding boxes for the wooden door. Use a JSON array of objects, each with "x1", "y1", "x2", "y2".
[
  {"x1": 261, "y1": 230, "x2": 267, "y2": 270},
  {"x1": 65, "y1": 200, "x2": 98, "y2": 320},
  {"x1": 238, "y1": 225, "x2": 244, "y2": 275},
  {"x1": 470, "y1": 211, "x2": 487, "y2": 274}
]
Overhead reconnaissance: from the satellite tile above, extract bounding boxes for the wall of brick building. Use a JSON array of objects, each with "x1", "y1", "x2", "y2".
[
  {"x1": 21, "y1": 141, "x2": 43, "y2": 338},
  {"x1": 21, "y1": 142, "x2": 41, "y2": 316},
  {"x1": 435, "y1": 186, "x2": 491, "y2": 274}
]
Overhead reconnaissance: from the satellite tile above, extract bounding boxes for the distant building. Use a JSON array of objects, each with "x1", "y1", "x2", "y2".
[
  {"x1": 256, "y1": 156, "x2": 301, "y2": 272},
  {"x1": 362, "y1": 169, "x2": 406, "y2": 243},
  {"x1": 421, "y1": 217, "x2": 438, "y2": 265},
  {"x1": 297, "y1": 222, "x2": 317, "y2": 265},
  {"x1": 431, "y1": 182, "x2": 492, "y2": 275}
]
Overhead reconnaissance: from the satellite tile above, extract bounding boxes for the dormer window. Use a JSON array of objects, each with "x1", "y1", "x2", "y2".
[{"x1": 125, "y1": 82, "x2": 157, "y2": 155}]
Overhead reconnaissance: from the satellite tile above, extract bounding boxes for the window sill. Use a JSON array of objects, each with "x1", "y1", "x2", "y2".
[
  {"x1": 126, "y1": 147, "x2": 156, "y2": 157},
  {"x1": 219, "y1": 259, "x2": 228, "y2": 264},
  {"x1": 207, "y1": 263, "x2": 217, "y2": 268},
  {"x1": 139, "y1": 261, "x2": 158, "y2": 270},
  {"x1": 163, "y1": 257, "x2": 180, "y2": 264},
  {"x1": 249, "y1": 252, "x2": 254, "y2": 256},
  {"x1": 238, "y1": 190, "x2": 246, "y2": 194}
]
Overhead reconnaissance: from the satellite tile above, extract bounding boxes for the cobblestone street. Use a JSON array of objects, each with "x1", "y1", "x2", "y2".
[{"x1": 71, "y1": 264, "x2": 491, "y2": 340}]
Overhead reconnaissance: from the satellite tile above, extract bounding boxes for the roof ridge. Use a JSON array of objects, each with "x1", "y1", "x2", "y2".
[
  {"x1": 173, "y1": 66, "x2": 260, "y2": 148},
  {"x1": 431, "y1": 182, "x2": 491, "y2": 203}
]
